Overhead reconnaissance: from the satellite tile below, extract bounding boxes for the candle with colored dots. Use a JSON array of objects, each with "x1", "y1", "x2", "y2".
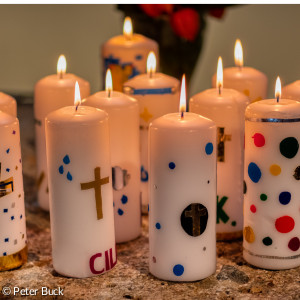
[
  {"x1": 0, "y1": 92, "x2": 17, "y2": 116},
  {"x1": 149, "y1": 75, "x2": 217, "y2": 281},
  {"x1": 244, "y1": 76, "x2": 300, "y2": 270}
]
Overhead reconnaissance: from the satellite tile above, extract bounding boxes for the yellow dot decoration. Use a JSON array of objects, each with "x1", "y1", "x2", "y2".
[
  {"x1": 140, "y1": 107, "x2": 153, "y2": 123},
  {"x1": 244, "y1": 226, "x2": 255, "y2": 243},
  {"x1": 270, "y1": 164, "x2": 281, "y2": 176},
  {"x1": 243, "y1": 89, "x2": 250, "y2": 97}
]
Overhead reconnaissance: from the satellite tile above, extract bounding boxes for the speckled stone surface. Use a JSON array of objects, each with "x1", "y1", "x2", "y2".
[{"x1": 0, "y1": 104, "x2": 300, "y2": 299}]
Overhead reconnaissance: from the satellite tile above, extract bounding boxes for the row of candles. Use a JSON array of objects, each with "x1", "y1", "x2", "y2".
[{"x1": 1, "y1": 17, "x2": 300, "y2": 281}]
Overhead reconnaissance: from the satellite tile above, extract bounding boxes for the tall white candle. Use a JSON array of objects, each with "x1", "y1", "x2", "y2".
[
  {"x1": 149, "y1": 76, "x2": 217, "y2": 281},
  {"x1": 124, "y1": 52, "x2": 179, "y2": 212},
  {"x1": 45, "y1": 83, "x2": 116, "y2": 278},
  {"x1": 190, "y1": 57, "x2": 250, "y2": 240},
  {"x1": 0, "y1": 111, "x2": 27, "y2": 271},
  {"x1": 83, "y1": 69, "x2": 140, "y2": 243},
  {"x1": 34, "y1": 55, "x2": 90, "y2": 211},
  {"x1": 0, "y1": 92, "x2": 17, "y2": 116},
  {"x1": 244, "y1": 77, "x2": 300, "y2": 270}
]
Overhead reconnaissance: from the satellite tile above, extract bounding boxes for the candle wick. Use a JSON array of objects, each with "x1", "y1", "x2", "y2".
[
  {"x1": 218, "y1": 85, "x2": 221, "y2": 95},
  {"x1": 238, "y1": 65, "x2": 242, "y2": 72},
  {"x1": 181, "y1": 111, "x2": 184, "y2": 119},
  {"x1": 277, "y1": 96, "x2": 279, "y2": 103},
  {"x1": 75, "y1": 103, "x2": 79, "y2": 111},
  {"x1": 149, "y1": 70, "x2": 153, "y2": 79},
  {"x1": 108, "y1": 89, "x2": 111, "y2": 98},
  {"x1": 58, "y1": 71, "x2": 63, "y2": 80}
]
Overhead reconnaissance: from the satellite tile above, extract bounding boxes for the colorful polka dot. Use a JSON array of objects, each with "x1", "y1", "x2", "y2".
[
  {"x1": 260, "y1": 194, "x2": 267, "y2": 201},
  {"x1": 12, "y1": 130, "x2": 16, "y2": 134},
  {"x1": 4, "y1": 238, "x2": 9, "y2": 242},
  {"x1": 152, "y1": 256, "x2": 156, "y2": 263},
  {"x1": 173, "y1": 264, "x2": 184, "y2": 276},
  {"x1": 244, "y1": 226, "x2": 255, "y2": 243},
  {"x1": 280, "y1": 137, "x2": 299, "y2": 159},
  {"x1": 59, "y1": 165, "x2": 64, "y2": 174},
  {"x1": 6, "y1": 148, "x2": 10, "y2": 154},
  {"x1": 205, "y1": 143, "x2": 213, "y2": 155},
  {"x1": 3, "y1": 209, "x2": 8, "y2": 213},
  {"x1": 250, "y1": 205, "x2": 257, "y2": 213},
  {"x1": 63, "y1": 155, "x2": 70, "y2": 164},
  {"x1": 66, "y1": 172, "x2": 72, "y2": 181},
  {"x1": 252, "y1": 133, "x2": 265, "y2": 147},
  {"x1": 270, "y1": 164, "x2": 281, "y2": 176},
  {"x1": 279, "y1": 191, "x2": 291, "y2": 205},
  {"x1": 231, "y1": 221, "x2": 236, "y2": 227},
  {"x1": 11, "y1": 216, "x2": 14, "y2": 220},
  {"x1": 248, "y1": 162, "x2": 261, "y2": 183},
  {"x1": 3, "y1": 252, "x2": 7, "y2": 256},
  {"x1": 288, "y1": 237, "x2": 300, "y2": 251},
  {"x1": 293, "y1": 166, "x2": 300, "y2": 180},
  {"x1": 275, "y1": 216, "x2": 295, "y2": 233},
  {"x1": 117, "y1": 208, "x2": 124, "y2": 216},
  {"x1": 169, "y1": 162, "x2": 176, "y2": 170},
  {"x1": 6, "y1": 168, "x2": 10, "y2": 172},
  {"x1": 121, "y1": 195, "x2": 128, "y2": 204},
  {"x1": 155, "y1": 222, "x2": 161, "y2": 230},
  {"x1": 262, "y1": 237, "x2": 272, "y2": 246}
]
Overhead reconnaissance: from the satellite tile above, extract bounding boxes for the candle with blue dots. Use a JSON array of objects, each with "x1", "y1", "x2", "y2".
[
  {"x1": 190, "y1": 57, "x2": 250, "y2": 241},
  {"x1": 149, "y1": 75, "x2": 217, "y2": 281},
  {"x1": 124, "y1": 52, "x2": 180, "y2": 213},
  {"x1": 244, "y1": 77, "x2": 300, "y2": 269},
  {"x1": 0, "y1": 111, "x2": 27, "y2": 271}
]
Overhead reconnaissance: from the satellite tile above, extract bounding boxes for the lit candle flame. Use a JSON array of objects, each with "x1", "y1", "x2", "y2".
[
  {"x1": 57, "y1": 54, "x2": 66, "y2": 79},
  {"x1": 275, "y1": 76, "x2": 281, "y2": 102},
  {"x1": 234, "y1": 39, "x2": 243, "y2": 68},
  {"x1": 105, "y1": 69, "x2": 113, "y2": 97},
  {"x1": 74, "y1": 81, "x2": 81, "y2": 111},
  {"x1": 123, "y1": 17, "x2": 133, "y2": 40},
  {"x1": 216, "y1": 56, "x2": 223, "y2": 94},
  {"x1": 147, "y1": 51, "x2": 156, "y2": 78},
  {"x1": 179, "y1": 74, "x2": 186, "y2": 118}
]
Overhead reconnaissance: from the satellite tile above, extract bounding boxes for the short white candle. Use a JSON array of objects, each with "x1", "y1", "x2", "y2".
[
  {"x1": 282, "y1": 80, "x2": 300, "y2": 101},
  {"x1": 149, "y1": 76, "x2": 217, "y2": 281},
  {"x1": 0, "y1": 111, "x2": 27, "y2": 271},
  {"x1": 102, "y1": 17, "x2": 159, "y2": 92},
  {"x1": 45, "y1": 83, "x2": 116, "y2": 278},
  {"x1": 34, "y1": 55, "x2": 90, "y2": 211},
  {"x1": 190, "y1": 57, "x2": 250, "y2": 240},
  {"x1": 124, "y1": 52, "x2": 179, "y2": 212},
  {"x1": 83, "y1": 69, "x2": 140, "y2": 243},
  {"x1": 244, "y1": 77, "x2": 300, "y2": 270},
  {"x1": 212, "y1": 39, "x2": 268, "y2": 103},
  {"x1": 0, "y1": 92, "x2": 17, "y2": 116}
]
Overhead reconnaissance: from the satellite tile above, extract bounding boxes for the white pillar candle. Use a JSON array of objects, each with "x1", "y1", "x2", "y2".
[
  {"x1": 190, "y1": 57, "x2": 250, "y2": 240},
  {"x1": 244, "y1": 77, "x2": 300, "y2": 270},
  {"x1": 45, "y1": 83, "x2": 116, "y2": 278},
  {"x1": 282, "y1": 80, "x2": 300, "y2": 101},
  {"x1": 102, "y1": 17, "x2": 159, "y2": 92},
  {"x1": 83, "y1": 69, "x2": 140, "y2": 243},
  {"x1": 34, "y1": 55, "x2": 90, "y2": 211},
  {"x1": 124, "y1": 52, "x2": 179, "y2": 212},
  {"x1": 212, "y1": 39, "x2": 268, "y2": 103},
  {"x1": 0, "y1": 92, "x2": 17, "y2": 116},
  {"x1": 149, "y1": 76, "x2": 217, "y2": 281},
  {"x1": 0, "y1": 111, "x2": 27, "y2": 271}
]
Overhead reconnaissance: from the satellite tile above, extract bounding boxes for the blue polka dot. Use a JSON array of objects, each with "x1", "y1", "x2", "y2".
[
  {"x1": 20, "y1": 214, "x2": 23, "y2": 219},
  {"x1": 63, "y1": 155, "x2": 70, "y2": 165},
  {"x1": 169, "y1": 162, "x2": 176, "y2": 169},
  {"x1": 148, "y1": 204, "x2": 149, "y2": 212},
  {"x1": 135, "y1": 54, "x2": 143, "y2": 60},
  {"x1": 4, "y1": 238, "x2": 9, "y2": 242},
  {"x1": 6, "y1": 148, "x2": 9, "y2": 154},
  {"x1": 6, "y1": 168, "x2": 10, "y2": 172},
  {"x1": 155, "y1": 222, "x2": 161, "y2": 229},
  {"x1": 205, "y1": 143, "x2": 213, "y2": 155},
  {"x1": 248, "y1": 162, "x2": 261, "y2": 183},
  {"x1": 11, "y1": 216, "x2": 14, "y2": 220},
  {"x1": 3, "y1": 209, "x2": 8, "y2": 213},
  {"x1": 59, "y1": 165, "x2": 64, "y2": 174},
  {"x1": 173, "y1": 264, "x2": 184, "y2": 276},
  {"x1": 121, "y1": 195, "x2": 128, "y2": 204},
  {"x1": 118, "y1": 208, "x2": 124, "y2": 216},
  {"x1": 67, "y1": 172, "x2": 72, "y2": 181},
  {"x1": 279, "y1": 191, "x2": 291, "y2": 205},
  {"x1": 3, "y1": 252, "x2": 7, "y2": 256}
]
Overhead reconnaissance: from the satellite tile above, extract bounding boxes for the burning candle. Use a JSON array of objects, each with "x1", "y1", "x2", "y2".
[
  {"x1": 212, "y1": 39, "x2": 268, "y2": 103},
  {"x1": 124, "y1": 52, "x2": 180, "y2": 212},
  {"x1": 0, "y1": 92, "x2": 17, "y2": 117},
  {"x1": 244, "y1": 77, "x2": 300, "y2": 269},
  {"x1": 45, "y1": 82, "x2": 116, "y2": 278},
  {"x1": 190, "y1": 57, "x2": 250, "y2": 240},
  {"x1": 102, "y1": 17, "x2": 159, "y2": 92},
  {"x1": 34, "y1": 55, "x2": 90, "y2": 211},
  {"x1": 83, "y1": 69, "x2": 140, "y2": 243},
  {"x1": 149, "y1": 75, "x2": 217, "y2": 281}
]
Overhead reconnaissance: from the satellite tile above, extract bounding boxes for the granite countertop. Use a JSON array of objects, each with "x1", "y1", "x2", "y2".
[{"x1": 0, "y1": 103, "x2": 299, "y2": 300}]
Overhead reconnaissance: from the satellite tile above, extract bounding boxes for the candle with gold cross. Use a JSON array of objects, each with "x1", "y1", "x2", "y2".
[
  {"x1": 124, "y1": 52, "x2": 180, "y2": 212},
  {"x1": 190, "y1": 57, "x2": 250, "y2": 240},
  {"x1": 34, "y1": 55, "x2": 90, "y2": 211},
  {"x1": 45, "y1": 82, "x2": 116, "y2": 278},
  {"x1": 0, "y1": 92, "x2": 17, "y2": 117},
  {"x1": 0, "y1": 111, "x2": 27, "y2": 271},
  {"x1": 212, "y1": 39, "x2": 268, "y2": 104},
  {"x1": 83, "y1": 69, "x2": 140, "y2": 243},
  {"x1": 149, "y1": 75, "x2": 217, "y2": 281}
]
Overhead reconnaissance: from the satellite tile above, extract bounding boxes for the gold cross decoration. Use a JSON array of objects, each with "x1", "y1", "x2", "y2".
[
  {"x1": 0, "y1": 163, "x2": 14, "y2": 198},
  {"x1": 217, "y1": 127, "x2": 232, "y2": 162},
  {"x1": 80, "y1": 167, "x2": 109, "y2": 220},
  {"x1": 185, "y1": 203, "x2": 208, "y2": 237},
  {"x1": 140, "y1": 107, "x2": 153, "y2": 123}
]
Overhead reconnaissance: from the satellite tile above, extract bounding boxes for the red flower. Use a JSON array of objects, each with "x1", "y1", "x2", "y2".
[
  {"x1": 170, "y1": 8, "x2": 200, "y2": 42},
  {"x1": 139, "y1": 4, "x2": 174, "y2": 18}
]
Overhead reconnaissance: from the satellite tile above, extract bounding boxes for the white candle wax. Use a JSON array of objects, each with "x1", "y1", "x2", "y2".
[
  {"x1": 45, "y1": 106, "x2": 116, "y2": 278},
  {"x1": 244, "y1": 99, "x2": 300, "y2": 269},
  {"x1": 149, "y1": 112, "x2": 217, "y2": 281},
  {"x1": 190, "y1": 88, "x2": 249, "y2": 240},
  {"x1": 83, "y1": 90, "x2": 140, "y2": 243},
  {"x1": 34, "y1": 73, "x2": 90, "y2": 211},
  {"x1": 282, "y1": 80, "x2": 300, "y2": 101},
  {"x1": 0, "y1": 111, "x2": 27, "y2": 271},
  {"x1": 0, "y1": 92, "x2": 17, "y2": 116},
  {"x1": 124, "y1": 73, "x2": 180, "y2": 212}
]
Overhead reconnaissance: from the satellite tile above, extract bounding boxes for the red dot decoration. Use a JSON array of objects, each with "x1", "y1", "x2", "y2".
[
  {"x1": 250, "y1": 205, "x2": 257, "y2": 213},
  {"x1": 275, "y1": 216, "x2": 295, "y2": 233},
  {"x1": 288, "y1": 237, "x2": 300, "y2": 251},
  {"x1": 252, "y1": 133, "x2": 265, "y2": 147}
]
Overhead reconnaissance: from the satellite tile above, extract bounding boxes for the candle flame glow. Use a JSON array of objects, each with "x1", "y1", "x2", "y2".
[
  {"x1": 123, "y1": 17, "x2": 133, "y2": 39},
  {"x1": 179, "y1": 74, "x2": 186, "y2": 118},
  {"x1": 275, "y1": 76, "x2": 281, "y2": 102},
  {"x1": 234, "y1": 39, "x2": 243, "y2": 68},
  {"x1": 57, "y1": 54, "x2": 66, "y2": 78},
  {"x1": 216, "y1": 56, "x2": 223, "y2": 94},
  {"x1": 147, "y1": 51, "x2": 156, "y2": 77},
  {"x1": 105, "y1": 69, "x2": 113, "y2": 97},
  {"x1": 74, "y1": 81, "x2": 81, "y2": 110}
]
